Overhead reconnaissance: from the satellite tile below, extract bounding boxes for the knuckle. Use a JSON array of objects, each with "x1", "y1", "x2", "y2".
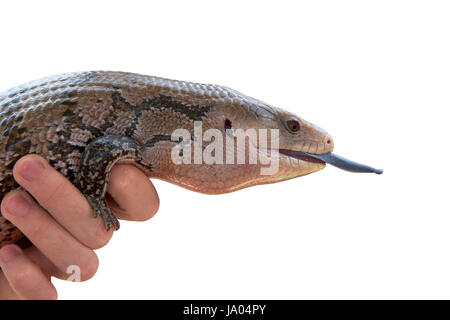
[
  {"x1": 12, "y1": 155, "x2": 47, "y2": 183},
  {"x1": 12, "y1": 155, "x2": 69, "y2": 206},
  {"x1": 112, "y1": 164, "x2": 137, "y2": 190},
  {"x1": 30, "y1": 218, "x2": 53, "y2": 239},
  {"x1": 0, "y1": 191, "x2": 33, "y2": 221},
  {"x1": 0, "y1": 192, "x2": 16, "y2": 220},
  {"x1": 40, "y1": 178, "x2": 68, "y2": 206}
]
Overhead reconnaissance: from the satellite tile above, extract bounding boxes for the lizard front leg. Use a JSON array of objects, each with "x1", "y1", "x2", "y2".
[{"x1": 78, "y1": 135, "x2": 144, "y2": 231}]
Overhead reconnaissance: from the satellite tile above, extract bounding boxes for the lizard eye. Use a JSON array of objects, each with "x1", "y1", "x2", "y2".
[{"x1": 284, "y1": 118, "x2": 301, "y2": 134}]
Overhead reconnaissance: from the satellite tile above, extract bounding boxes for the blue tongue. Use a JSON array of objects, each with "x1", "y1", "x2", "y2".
[{"x1": 307, "y1": 152, "x2": 383, "y2": 174}]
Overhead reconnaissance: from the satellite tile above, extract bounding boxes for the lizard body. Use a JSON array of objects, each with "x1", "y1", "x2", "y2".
[{"x1": 0, "y1": 71, "x2": 381, "y2": 247}]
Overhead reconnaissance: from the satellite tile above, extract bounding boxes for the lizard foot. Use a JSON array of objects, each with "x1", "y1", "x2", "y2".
[
  {"x1": 86, "y1": 196, "x2": 120, "y2": 231},
  {"x1": 78, "y1": 135, "x2": 143, "y2": 232}
]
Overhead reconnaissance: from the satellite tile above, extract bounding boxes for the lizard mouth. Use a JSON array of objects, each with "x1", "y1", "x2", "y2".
[
  {"x1": 278, "y1": 149, "x2": 325, "y2": 164},
  {"x1": 278, "y1": 149, "x2": 383, "y2": 174}
]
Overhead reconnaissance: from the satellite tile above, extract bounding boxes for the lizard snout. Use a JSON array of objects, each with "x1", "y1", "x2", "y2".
[{"x1": 323, "y1": 134, "x2": 334, "y2": 153}]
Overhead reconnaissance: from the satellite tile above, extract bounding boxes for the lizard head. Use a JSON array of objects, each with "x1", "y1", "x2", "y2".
[
  {"x1": 204, "y1": 94, "x2": 334, "y2": 190},
  {"x1": 143, "y1": 87, "x2": 335, "y2": 194},
  {"x1": 140, "y1": 84, "x2": 381, "y2": 194}
]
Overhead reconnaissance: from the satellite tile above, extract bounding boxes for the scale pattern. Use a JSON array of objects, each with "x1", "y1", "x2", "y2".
[
  {"x1": 0, "y1": 71, "x2": 252, "y2": 247},
  {"x1": 0, "y1": 71, "x2": 333, "y2": 248}
]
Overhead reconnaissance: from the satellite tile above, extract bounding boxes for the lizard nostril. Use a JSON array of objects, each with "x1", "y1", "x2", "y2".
[{"x1": 324, "y1": 136, "x2": 334, "y2": 151}]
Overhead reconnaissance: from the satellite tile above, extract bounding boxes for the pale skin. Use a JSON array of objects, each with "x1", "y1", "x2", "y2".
[{"x1": 0, "y1": 155, "x2": 159, "y2": 299}]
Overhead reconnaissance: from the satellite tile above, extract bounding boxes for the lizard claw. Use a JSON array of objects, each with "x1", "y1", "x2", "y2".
[{"x1": 86, "y1": 196, "x2": 120, "y2": 231}]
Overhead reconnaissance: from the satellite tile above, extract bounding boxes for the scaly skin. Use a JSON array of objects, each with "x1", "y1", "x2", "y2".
[{"x1": 0, "y1": 71, "x2": 334, "y2": 247}]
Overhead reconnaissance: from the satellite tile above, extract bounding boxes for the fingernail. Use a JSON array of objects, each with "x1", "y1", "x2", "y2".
[
  {"x1": 0, "y1": 245, "x2": 20, "y2": 263},
  {"x1": 5, "y1": 194, "x2": 30, "y2": 217},
  {"x1": 18, "y1": 158, "x2": 45, "y2": 182}
]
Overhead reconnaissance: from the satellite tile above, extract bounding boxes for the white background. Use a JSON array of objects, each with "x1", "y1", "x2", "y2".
[{"x1": 0, "y1": 0, "x2": 449, "y2": 299}]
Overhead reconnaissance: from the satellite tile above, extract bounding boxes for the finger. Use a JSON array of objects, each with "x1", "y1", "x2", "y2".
[
  {"x1": 12, "y1": 154, "x2": 113, "y2": 249},
  {"x1": 1, "y1": 245, "x2": 80, "y2": 281},
  {"x1": 0, "y1": 245, "x2": 57, "y2": 299},
  {"x1": 107, "y1": 164, "x2": 159, "y2": 221},
  {"x1": 23, "y1": 246, "x2": 67, "y2": 280},
  {"x1": 0, "y1": 272, "x2": 18, "y2": 299},
  {"x1": 1, "y1": 190, "x2": 99, "y2": 281},
  {"x1": 0, "y1": 246, "x2": 76, "y2": 299}
]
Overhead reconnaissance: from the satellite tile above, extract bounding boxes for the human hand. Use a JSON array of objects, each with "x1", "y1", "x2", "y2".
[{"x1": 0, "y1": 155, "x2": 159, "y2": 299}]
